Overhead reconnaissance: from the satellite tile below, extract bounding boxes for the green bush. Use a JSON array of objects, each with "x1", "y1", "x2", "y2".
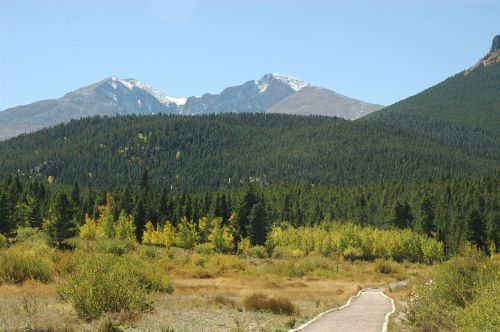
[
  {"x1": 59, "y1": 253, "x2": 173, "y2": 319},
  {"x1": 194, "y1": 243, "x2": 215, "y2": 254},
  {"x1": 271, "y1": 246, "x2": 304, "y2": 259},
  {"x1": 126, "y1": 256, "x2": 174, "y2": 293},
  {"x1": 0, "y1": 233, "x2": 7, "y2": 249},
  {"x1": 244, "y1": 293, "x2": 297, "y2": 315},
  {"x1": 183, "y1": 253, "x2": 245, "y2": 278},
  {"x1": 15, "y1": 227, "x2": 45, "y2": 242},
  {"x1": 99, "y1": 239, "x2": 134, "y2": 256},
  {"x1": 247, "y1": 245, "x2": 268, "y2": 259},
  {"x1": 406, "y1": 246, "x2": 499, "y2": 331},
  {"x1": 0, "y1": 244, "x2": 54, "y2": 283},
  {"x1": 455, "y1": 275, "x2": 500, "y2": 331}
]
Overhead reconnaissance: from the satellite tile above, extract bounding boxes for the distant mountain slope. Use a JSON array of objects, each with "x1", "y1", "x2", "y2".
[
  {"x1": 0, "y1": 73, "x2": 382, "y2": 140},
  {"x1": 364, "y1": 35, "x2": 500, "y2": 159},
  {"x1": 267, "y1": 86, "x2": 383, "y2": 119},
  {"x1": 0, "y1": 77, "x2": 184, "y2": 140},
  {"x1": 0, "y1": 113, "x2": 497, "y2": 192},
  {"x1": 181, "y1": 73, "x2": 306, "y2": 115}
]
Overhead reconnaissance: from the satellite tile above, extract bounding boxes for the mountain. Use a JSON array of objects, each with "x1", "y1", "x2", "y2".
[
  {"x1": 182, "y1": 73, "x2": 309, "y2": 115},
  {"x1": 364, "y1": 35, "x2": 500, "y2": 159},
  {"x1": 170, "y1": 73, "x2": 383, "y2": 118},
  {"x1": 0, "y1": 73, "x2": 382, "y2": 140},
  {"x1": 0, "y1": 113, "x2": 496, "y2": 192},
  {"x1": 266, "y1": 86, "x2": 383, "y2": 119},
  {"x1": 0, "y1": 77, "x2": 186, "y2": 140},
  {"x1": 1, "y1": 35, "x2": 499, "y2": 191}
]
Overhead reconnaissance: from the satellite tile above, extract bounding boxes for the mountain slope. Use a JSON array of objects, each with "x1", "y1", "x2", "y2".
[
  {"x1": 0, "y1": 113, "x2": 497, "y2": 192},
  {"x1": 0, "y1": 73, "x2": 382, "y2": 140},
  {"x1": 267, "y1": 86, "x2": 383, "y2": 119},
  {"x1": 0, "y1": 77, "x2": 184, "y2": 140},
  {"x1": 364, "y1": 35, "x2": 500, "y2": 159},
  {"x1": 181, "y1": 73, "x2": 305, "y2": 115}
]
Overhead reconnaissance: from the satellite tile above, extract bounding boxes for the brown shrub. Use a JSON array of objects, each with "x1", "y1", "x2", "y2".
[{"x1": 244, "y1": 293, "x2": 297, "y2": 315}]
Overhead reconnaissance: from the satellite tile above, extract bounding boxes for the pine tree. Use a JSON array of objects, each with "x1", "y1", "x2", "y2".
[
  {"x1": 70, "y1": 182, "x2": 83, "y2": 225},
  {"x1": 417, "y1": 197, "x2": 435, "y2": 236},
  {"x1": 0, "y1": 192, "x2": 14, "y2": 235},
  {"x1": 139, "y1": 169, "x2": 150, "y2": 192},
  {"x1": 158, "y1": 190, "x2": 169, "y2": 225},
  {"x1": 43, "y1": 193, "x2": 76, "y2": 247},
  {"x1": 237, "y1": 186, "x2": 258, "y2": 239},
  {"x1": 391, "y1": 201, "x2": 413, "y2": 229},
  {"x1": 247, "y1": 202, "x2": 267, "y2": 245},
  {"x1": 467, "y1": 207, "x2": 487, "y2": 253},
  {"x1": 133, "y1": 197, "x2": 146, "y2": 242}
]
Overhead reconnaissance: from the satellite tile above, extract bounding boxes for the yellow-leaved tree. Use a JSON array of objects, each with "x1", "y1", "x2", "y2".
[
  {"x1": 79, "y1": 214, "x2": 98, "y2": 240},
  {"x1": 114, "y1": 211, "x2": 136, "y2": 241},
  {"x1": 208, "y1": 217, "x2": 234, "y2": 253},
  {"x1": 176, "y1": 217, "x2": 198, "y2": 249}
]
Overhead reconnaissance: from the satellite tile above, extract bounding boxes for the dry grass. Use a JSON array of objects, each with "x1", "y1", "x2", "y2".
[{"x1": 0, "y1": 244, "x2": 431, "y2": 332}]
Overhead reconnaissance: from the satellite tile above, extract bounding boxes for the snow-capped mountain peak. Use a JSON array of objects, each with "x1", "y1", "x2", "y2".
[
  {"x1": 257, "y1": 73, "x2": 310, "y2": 93},
  {"x1": 107, "y1": 77, "x2": 187, "y2": 106}
]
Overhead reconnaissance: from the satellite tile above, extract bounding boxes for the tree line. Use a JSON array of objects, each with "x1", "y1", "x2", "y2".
[{"x1": 0, "y1": 170, "x2": 498, "y2": 255}]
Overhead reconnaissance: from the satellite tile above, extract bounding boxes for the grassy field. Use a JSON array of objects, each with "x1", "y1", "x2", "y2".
[{"x1": 0, "y1": 234, "x2": 433, "y2": 332}]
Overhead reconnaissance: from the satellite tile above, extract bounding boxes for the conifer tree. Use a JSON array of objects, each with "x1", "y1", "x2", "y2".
[
  {"x1": 133, "y1": 197, "x2": 146, "y2": 242},
  {"x1": 44, "y1": 193, "x2": 76, "y2": 247},
  {"x1": 0, "y1": 192, "x2": 13, "y2": 235},
  {"x1": 467, "y1": 207, "x2": 487, "y2": 253},
  {"x1": 237, "y1": 186, "x2": 258, "y2": 239},
  {"x1": 247, "y1": 202, "x2": 267, "y2": 245},
  {"x1": 417, "y1": 197, "x2": 435, "y2": 236},
  {"x1": 391, "y1": 201, "x2": 413, "y2": 229}
]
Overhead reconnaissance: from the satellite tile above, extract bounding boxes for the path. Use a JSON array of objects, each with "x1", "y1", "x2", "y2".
[{"x1": 291, "y1": 288, "x2": 395, "y2": 332}]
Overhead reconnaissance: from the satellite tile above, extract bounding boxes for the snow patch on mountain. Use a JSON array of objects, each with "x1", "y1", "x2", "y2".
[
  {"x1": 108, "y1": 77, "x2": 187, "y2": 106},
  {"x1": 257, "y1": 73, "x2": 310, "y2": 93}
]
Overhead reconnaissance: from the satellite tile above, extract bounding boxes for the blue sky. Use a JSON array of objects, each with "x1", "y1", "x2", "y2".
[{"x1": 0, "y1": 0, "x2": 498, "y2": 110}]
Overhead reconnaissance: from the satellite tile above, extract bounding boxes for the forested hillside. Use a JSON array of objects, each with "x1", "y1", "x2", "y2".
[
  {"x1": 364, "y1": 61, "x2": 500, "y2": 160},
  {"x1": 0, "y1": 113, "x2": 497, "y2": 192}
]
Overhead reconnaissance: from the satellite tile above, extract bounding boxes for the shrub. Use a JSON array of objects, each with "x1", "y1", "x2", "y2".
[
  {"x1": 15, "y1": 227, "x2": 46, "y2": 243},
  {"x1": 210, "y1": 294, "x2": 236, "y2": 307},
  {"x1": 237, "y1": 237, "x2": 251, "y2": 256},
  {"x1": 97, "y1": 317, "x2": 123, "y2": 332},
  {"x1": 406, "y1": 246, "x2": 496, "y2": 331},
  {"x1": 126, "y1": 256, "x2": 174, "y2": 293},
  {"x1": 0, "y1": 244, "x2": 54, "y2": 283},
  {"x1": 0, "y1": 233, "x2": 7, "y2": 248},
  {"x1": 183, "y1": 253, "x2": 245, "y2": 278},
  {"x1": 194, "y1": 243, "x2": 215, "y2": 254},
  {"x1": 265, "y1": 261, "x2": 304, "y2": 277},
  {"x1": 375, "y1": 259, "x2": 397, "y2": 274},
  {"x1": 99, "y1": 239, "x2": 134, "y2": 256},
  {"x1": 455, "y1": 275, "x2": 500, "y2": 331},
  {"x1": 272, "y1": 246, "x2": 304, "y2": 259},
  {"x1": 342, "y1": 246, "x2": 364, "y2": 261},
  {"x1": 138, "y1": 245, "x2": 158, "y2": 259},
  {"x1": 59, "y1": 254, "x2": 172, "y2": 319},
  {"x1": 244, "y1": 293, "x2": 297, "y2": 315},
  {"x1": 247, "y1": 245, "x2": 268, "y2": 259}
]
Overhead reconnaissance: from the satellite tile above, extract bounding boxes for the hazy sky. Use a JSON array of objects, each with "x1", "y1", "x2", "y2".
[{"x1": 0, "y1": 0, "x2": 498, "y2": 110}]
